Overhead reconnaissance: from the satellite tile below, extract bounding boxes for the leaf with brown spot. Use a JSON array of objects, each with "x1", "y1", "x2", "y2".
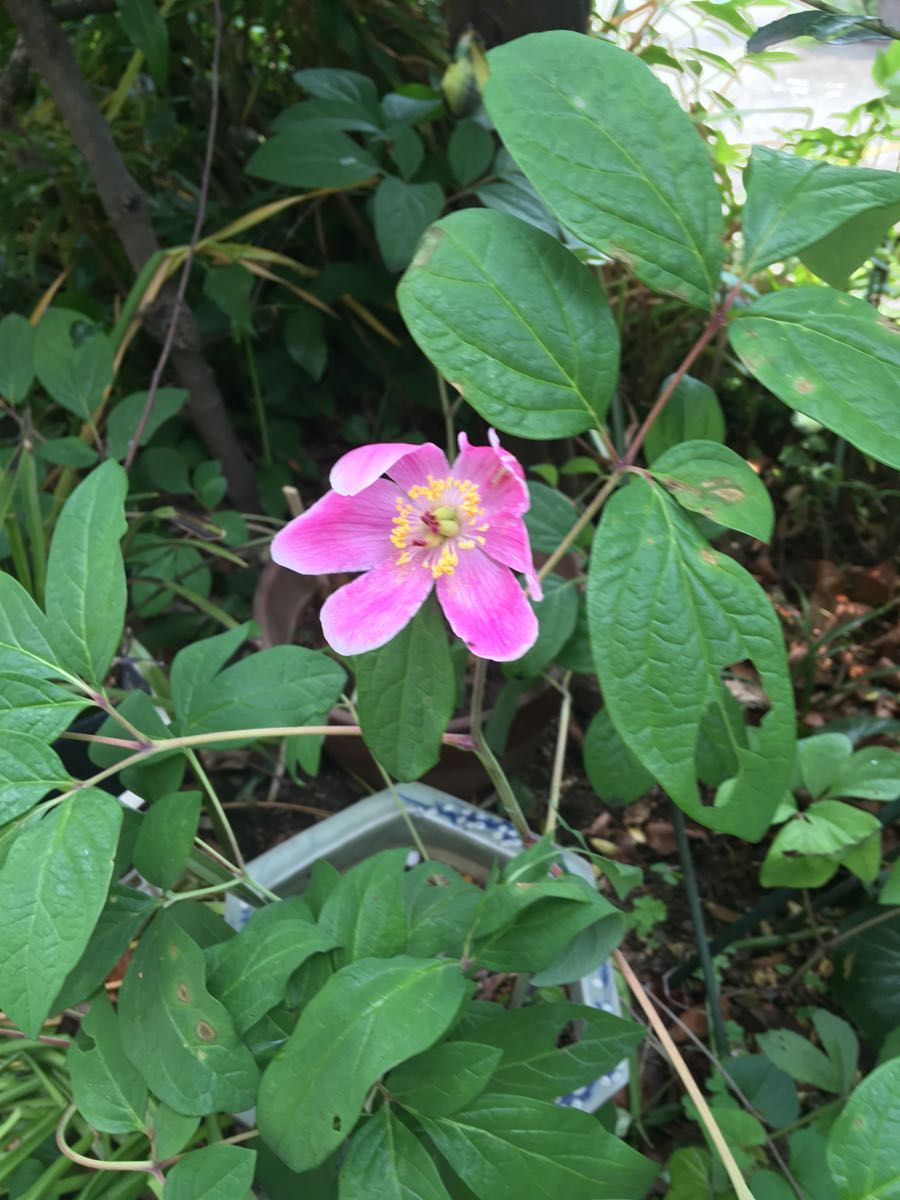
[
  {"x1": 649, "y1": 440, "x2": 774, "y2": 542},
  {"x1": 118, "y1": 911, "x2": 258, "y2": 1115}
]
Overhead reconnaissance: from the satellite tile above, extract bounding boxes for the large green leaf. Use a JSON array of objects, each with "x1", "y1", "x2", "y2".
[
  {"x1": 398, "y1": 209, "x2": 619, "y2": 438},
  {"x1": 374, "y1": 177, "x2": 444, "y2": 272},
  {"x1": 44, "y1": 460, "x2": 128, "y2": 686},
  {"x1": 319, "y1": 849, "x2": 410, "y2": 965},
  {"x1": 583, "y1": 709, "x2": 655, "y2": 806},
  {"x1": 172, "y1": 638, "x2": 345, "y2": 738},
  {"x1": 742, "y1": 146, "x2": 900, "y2": 273},
  {"x1": 827, "y1": 747, "x2": 900, "y2": 802},
  {"x1": 0, "y1": 573, "x2": 61, "y2": 678},
  {"x1": 118, "y1": 911, "x2": 259, "y2": 1115},
  {"x1": 643, "y1": 374, "x2": 725, "y2": 464},
  {"x1": 800, "y1": 203, "x2": 900, "y2": 290},
  {"x1": 33, "y1": 309, "x2": 114, "y2": 420},
  {"x1": 68, "y1": 992, "x2": 148, "y2": 1134},
  {"x1": 0, "y1": 733, "x2": 70, "y2": 826},
  {"x1": 0, "y1": 789, "x2": 122, "y2": 1037},
  {"x1": 0, "y1": 314, "x2": 35, "y2": 405},
  {"x1": 588, "y1": 476, "x2": 795, "y2": 839},
  {"x1": 463, "y1": 1002, "x2": 642, "y2": 1101},
  {"x1": 421, "y1": 1092, "x2": 657, "y2": 1200},
  {"x1": 760, "y1": 800, "x2": 881, "y2": 888},
  {"x1": 117, "y1": 0, "x2": 169, "y2": 87},
  {"x1": 340, "y1": 1107, "x2": 453, "y2": 1200},
  {"x1": 133, "y1": 791, "x2": 202, "y2": 891},
  {"x1": 827, "y1": 1058, "x2": 900, "y2": 1200},
  {"x1": 354, "y1": 600, "x2": 455, "y2": 780},
  {"x1": 729, "y1": 287, "x2": 900, "y2": 470},
  {"x1": 257, "y1": 956, "x2": 467, "y2": 1172},
  {"x1": 649, "y1": 440, "x2": 774, "y2": 541},
  {"x1": 0, "y1": 675, "x2": 89, "y2": 742},
  {"x1": 206, "y1": 897, "x2": 337, "y2": 1034},
  {"x1": 484, "y1": 32, "x2": 723, "y2": 309},
  {"x1": 163, "y1": 1145, "x2": 257, "y2": 1200},
  {"x1": 388, "y1": 1041, "x2": 502, "y2": 1118},
  {"x1": 246, "y1": 126, "x2": 379, "y2": 188}
]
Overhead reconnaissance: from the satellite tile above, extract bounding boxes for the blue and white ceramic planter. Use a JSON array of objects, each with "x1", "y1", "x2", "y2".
[{"x1": 226, "y1": 782, "x2": 628, "y2": 1112}]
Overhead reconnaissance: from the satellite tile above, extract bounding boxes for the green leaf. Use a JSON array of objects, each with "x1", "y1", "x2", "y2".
[
  {"x1": 45, "y1": 460, "x2": 128, "y2": 686},
  {"x1": 790, "y1": 1129, "x2": 840, "y2": 1200},
  {"x1": 52, "y1": 885, "x2": 156, "y2": 1012},
  {"x1": 374, "y1": 177, "x2": 444, "y2": 273},
  {"x1": 33, "y1": 309, "x2": 114, "y2": 419},
  {"x1": 729, "y1": 287, "x2": 900, "y2": 470},
  {"x1": 504, "y1": 575, "x2": 578, "y2": 680},
  {"x1": 881, "y1": 861, "x2": 900, "y2": 905},
  {"x1": 388, "y1": 1041, "x2": 502, "y2": 1117},
  {"x1": 118, "y1": 911, "x2": 259, "y2": 1115},
  {"x1": 272, "y1": 97, "x2": 381, "y2": 135},
  {"x1": 169, "y1": 624, "x2": 249, "y2": 724},
  {"x1": 800, "y1": 203, "x2": 900, "y2": 290},
  {"x1": 204, "y1": 265, "x2": 254, "y2": 335},
  {"x1": 421, "y1": 1092, "x2": 657, "y2": 1200},
  {"x1": 649, "y1": 440, "x2": 774, "y2": 541},
  {"x1": 133, "y1": 791, "x2": 202, "y2": 891},
  {"x1": 0, "y1": 570, "x2": 61, "y2": 677},
  {"x1": 742, "y1": 146, "x2": 900, "y2": 273},
  {"x1": 318, "y1": 848, "x2": 409, "y2": 964},
  {"x1": 354, "y1": 600, "x2": 455, "y2": 780},
  {"x1": 643, "y1": 374, "x2": 725, "y2": 464},
  {"x1": 117, "y1": 0, "x2": 168, "y2": 87},
  {"x1": 146, "y1": 1103, "x2": 199, "y2": 1160},
  {"x1": 246, "y1": 127, "x2": 379, "y2": 188},
  {"x1": 484, "y1": 31, "x2": 724, "y2": 309},
  {"x1": 387, "y1": 125, "x2": 424, "y2": 178},
  {"x1": 398, "y1": 209, "x2": 619, "y2": 438},
  {"x1": 588, "y1": 477, "x2": 795, "y2": 839},
  {"x1": 257, "y1": 956, "x2": 467, "y2": 1172},
  {"x1": 448, "y1": 121, "x2": 494, "y2": 186},
  {"x1": 341, "y1": 1107, "x2": 452, "y2": 1200},
  {"x1": 726, "y1": 1054, "x2": 799, "y2": 1128},
  {"x1": 172, "y1": 641, "x2": 345, "y2": 739},
  {"x1": 0, "y1": 676, "x2": 88, "y2": 743},
  {"x1": 758, "y1": 1027, "x2": 841, "y2": 1093},
  {"x1": 163, "y1": 1145, "x2": 257, "y2": 1200},
  {"x1": 827, "y1": 747, "x2": 900, "y2": 801},
  {"x1": 284, "y1": 308, "x2": 327, "y2": 381},
  {"x1": 798, "y1": 733, "x2": 853, "y2": 799},
  {"x1": 68, "y1": 992, "x2": 148, "y2": 1134},
  {"x1": 403, "y1": 863, "x2": 482, "y2": 958},
  {"x1": 0, "y1": 733, "x2": 70, "y2": 825},
  {"x1": 33, "y1": 437, "x2": 98, "y2": 468},
  {"x1": 0, "y1": 789, "x2": 122, "y2": 1037},
  {"x1": 464, "y1": 1002, "x2": 642, "y2": 1101},
  {"x1": 523, "y1": 482, "x2": 579, "y2": 555},
  {"x1": 294, "y1": 67, "x2": 379, "y2": 113},
  {"x1": 827, "y1": 1058, "x2": 900, "y2": 1200},
  {"x1": 106, "y1": 388, "x2": 187, "y2": 460},
  {"x1": 833, "y1": 908, "x2": 900, "y2": 1046},
  {"x1": 530, "y1": 913, "x2": 624, "y2": 987},
  {"x1": 812, "y1": 1009, "x2": 858, "y2": 1096},
  {"x1": 206, "y1": 897, "x2": 337, "y2": 1034},
  {"x1": 760, "y1": 800, "x2": 881, "y2": 888},
  {"x1": 666, "y1": 1146, "x2": 716, "y2": 1200},
  {"x1": 0, "y1": 313, "x2": 34, "y2": 405},
  {"x1": 747, "y1": 10, "x2": 870, "y2": 51}
]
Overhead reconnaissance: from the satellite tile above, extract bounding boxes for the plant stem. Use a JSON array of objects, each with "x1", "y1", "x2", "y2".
[
  {"x1": 672, "y1": 803, "x2": 729, "y2": 1059},
  {"x1": 56, "y1": 1106, "x2": 157, "y2": 1175},
  {"x1": 437, "y1": 372, "x2": 456, "y2": 462},
  {"x1": 185, "y1": 747, "x2": 245, "y2": 872},
  {"x1": 537, "y1": 471, "x2": 619, "y2": 581},
  {"x1": 615, "y1": 951, "x2": 757, "y2": 1200},
  {"x1": 788, "y1": 906, "x2": 900, "y2": 987},
  {"x1": 544, "y1": 671, "x2": 572, "y2": 838},
  {"x1": 466, "y1": 656, "x2": 532, "y2": 842}
]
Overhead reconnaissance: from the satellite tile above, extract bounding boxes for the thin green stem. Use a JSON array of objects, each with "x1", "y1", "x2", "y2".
[
  {"x1": 19, "y1": 448, "x2": 46, "y2": 607},
  {"x1": 163, "y1": 878, "x2": 243, "y2": 906},
  {"x1": 244, "y1": 334, "x2": 272, "y2": 466},
  {"x1": 469, "y1": 655, "x2": 487, "y2": 743},
  {"x1": 185, "y1": 747, "x2": 245, "y2": 872},
  {"x1": 672, "y1": 803, "x2": 729, "y2": 1059},
  {"x1": 437, "y1": 372, "x2": 456, "y2": 462},
  {"x1": 537, "y1": 472, "x2": 619, "y2": 581},
  {"x1": 544, "y1": 671, "x2": 572, "y2": 838}
]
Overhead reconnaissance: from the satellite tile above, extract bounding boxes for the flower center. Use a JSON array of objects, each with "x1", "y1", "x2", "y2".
[{"x1": 391, "y1": 475, "x2": 489, "y2": 577}]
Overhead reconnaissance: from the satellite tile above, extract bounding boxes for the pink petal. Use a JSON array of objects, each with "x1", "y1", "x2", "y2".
[
  {"x1": 320, "y1": 558, "x2": 434, "y2": 655},
  {"x1": 271, "y1": 480, "x2": 398, "y2": 574},
  {"x1": 437, "y1": 549, "x2": 538, "y2": 661},
  {"x1": 482, "y1": 513, "x2": 543, "y2": 600},
  {"x1": 384, "y1": 443, "x2": 451, "y2": 492},
  {"x1": 331, "y1": 442, "x2": 430, "y2": 496},
  {"x1": 454, "y1": 431, "x2": 530, "y2": 517}
]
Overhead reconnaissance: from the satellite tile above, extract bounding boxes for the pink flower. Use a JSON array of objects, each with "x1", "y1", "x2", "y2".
[{"x1": 271, "y1": 431, "x2": 542, "y2": 661}]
